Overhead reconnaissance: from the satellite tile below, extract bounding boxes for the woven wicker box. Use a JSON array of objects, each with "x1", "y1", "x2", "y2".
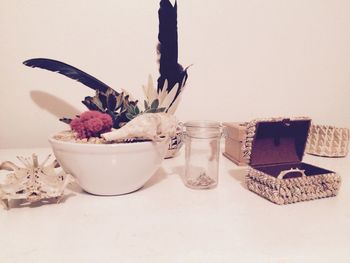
[
  {"x1": 245, "y1": 117, "x2": 341, "y2": 205},
  {"x1": 306, "y1": 124, "x2": 349, "y2": 157}
]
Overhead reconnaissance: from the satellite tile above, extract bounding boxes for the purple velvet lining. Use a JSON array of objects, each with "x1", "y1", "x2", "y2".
[
  {"x1": 250, "y1": 119, "x2": 311, "y2": 166},
  {"x1": 254, "y1": 162, "x2": 334, "y2": 178}
]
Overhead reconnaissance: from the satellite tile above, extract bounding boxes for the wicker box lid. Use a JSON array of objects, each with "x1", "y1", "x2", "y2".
[{"x1": 245, "y1": 118, "x2": 311, "y2": 167}]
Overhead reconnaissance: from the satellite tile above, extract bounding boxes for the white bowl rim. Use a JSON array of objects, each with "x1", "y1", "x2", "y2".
[{"x1": 48, "y1": 133, "x2": 160, "y2": 151}]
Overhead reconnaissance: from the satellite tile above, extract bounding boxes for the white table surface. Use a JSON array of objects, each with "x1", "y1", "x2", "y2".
[{"x1": 0, "y1": 147, "x2": 349, "y2": 263}]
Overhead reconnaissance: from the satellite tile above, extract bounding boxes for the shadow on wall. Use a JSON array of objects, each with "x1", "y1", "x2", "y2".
[{"x1": 30, "y1": 90, "x2": 81, "y2": 119}]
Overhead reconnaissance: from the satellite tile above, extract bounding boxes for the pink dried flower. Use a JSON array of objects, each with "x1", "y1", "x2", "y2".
[
  {"x1": 99, "y1": 114, "x2": 113, "y2": 131},
  {"x1": 70, "y1": 110, "x2": 113, "y2": 139},
  {"x1": 86, "y1": 118, "x2": 103, "y2": 133},
  {"x1": 70, "y1": 118, "x2": 86, "y2": 139},
  {"x1": 79, "y1": 111, "x2": 101, "y2": 122}
]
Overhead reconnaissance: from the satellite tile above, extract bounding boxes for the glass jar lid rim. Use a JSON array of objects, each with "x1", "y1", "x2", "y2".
[{"x1": 184, "y1": 120, "x2": 221, "y2": 128}]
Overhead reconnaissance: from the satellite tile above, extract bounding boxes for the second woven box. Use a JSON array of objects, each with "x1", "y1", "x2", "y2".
[{"x1": 306, "y1": 124, "x2": 349, "y2": 157}]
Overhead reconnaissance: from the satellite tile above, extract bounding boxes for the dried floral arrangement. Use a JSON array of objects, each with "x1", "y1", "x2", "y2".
[{"x1": 23, "y1": 0, "x2": 189, "y2": 142}]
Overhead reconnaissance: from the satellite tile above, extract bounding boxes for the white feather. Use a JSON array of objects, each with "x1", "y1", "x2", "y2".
[
  {"x1": 160, "y1": 83, "x2": 179, "y2": 109},
  {"x1": 167, "y1": 93, "x2": 182, "y2": 115},
  {"x1": 142, "y1": 85, "x2": 148, "y2": 100},
  {"x1": 158, "y1": 79, "x2": 168, "y2": 104},
  {"x1": 142, "y1": 75, "x2": 156, "y2": 103},
  {"x1": 147, "y1": 75, "x2": 157, "y2": 102},
  {"x1": 180, "y1": 77, "x2": 187, "y2": 92},
  {"x1": 166, "y1": 79, "x2": 187, "y2": 114}
]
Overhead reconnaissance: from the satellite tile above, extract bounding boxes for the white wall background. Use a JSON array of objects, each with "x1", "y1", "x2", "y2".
[{"x1": 0, "y1": 0, "x2": 349, "y2": 148}]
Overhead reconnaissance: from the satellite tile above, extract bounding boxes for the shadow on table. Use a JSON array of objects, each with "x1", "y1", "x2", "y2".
[
  {"x1": 2, "y1": 193, "x2": 76, "y2": 210},
  {"x1": 67, "y1": 181, "x2": 90, "y2": 195},
  {"x1": 142, "y1": 164, "x2": 186, "y2": 191},
  {"x1": 142, "y1": 166, "x2": 168, "y2": 190},
  {"x1": 171, "y1": 165, "x2": 185, "y2": 181},
  {"x1": 228, "y1": 167, "x2": 249, "y2": 189}
]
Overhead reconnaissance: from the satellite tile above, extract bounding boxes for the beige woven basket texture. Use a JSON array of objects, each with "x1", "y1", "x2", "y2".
[{"x1": 306, "y1": 124, "x2": 349, "y2": 157}]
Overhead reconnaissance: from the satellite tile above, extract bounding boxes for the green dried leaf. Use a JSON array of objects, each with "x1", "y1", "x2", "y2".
[
  {"x1": 107, "y1": 93, "x2": 117, "y2": 111},
  {"x1": 151, "y1": 99, "x2": 159, "y2": 109},
  {"x1": 92, "y1": 95, "x2": 104, "y2": 111},
  {"x1": 59, "y1": 117, "x2": 72, "y2": 124},
  {"x1": 97, "y1": 91, "x2": 107, "y2": 109},
  {"x1": 146, "y1": 108, "x2": 156, "y2": 113},
  {"x1": 155, "y1": 107, "x2": 166, "y2": 113},
  {"x1": 82, "y1": 96, "x2": 101, "y2": 111},
  {"x1": 126, "y1": 112, "x2": 135, "y2": 120},
  {"x1": 126, "y1": 105, "x2": 134, "y2": 115},
  {"x1": 115, "y1": 93, "x2": 123, "y2": 111},
  {"x1": 144, "y1": 100, "x2": 149, "y2": 110}
]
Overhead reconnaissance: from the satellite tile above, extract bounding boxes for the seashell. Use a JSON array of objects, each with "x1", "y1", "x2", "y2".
[{"x1": 102, "y1": 113, "x2": 177, "y2": 142}]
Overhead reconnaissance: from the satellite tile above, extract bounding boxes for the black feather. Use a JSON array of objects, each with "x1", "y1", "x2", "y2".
[
  {"x1": 157, "y1": 0, "x2": 189, "y2": 110},
  {"x1": 23, "y1": 58, "x2": 110, "y2": 93}
]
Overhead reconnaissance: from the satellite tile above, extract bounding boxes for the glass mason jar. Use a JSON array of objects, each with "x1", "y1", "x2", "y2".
[{"x1": 183, "y1": 121, "x2": 222, "y2": 189}]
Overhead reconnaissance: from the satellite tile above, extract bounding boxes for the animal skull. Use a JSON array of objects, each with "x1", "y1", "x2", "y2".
[{"x1": 0, "y1": 154, "x2": 74, "y2": 209}]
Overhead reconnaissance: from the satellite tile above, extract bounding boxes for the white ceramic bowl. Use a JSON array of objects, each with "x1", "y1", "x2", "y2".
[{"x1": 49, "y1": 136, "x2": 168, "y2": 195}]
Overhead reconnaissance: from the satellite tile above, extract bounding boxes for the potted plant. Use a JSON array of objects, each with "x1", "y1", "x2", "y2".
[{"x1": 23, "y1": 0, "x2": 189, "y2": 195}]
